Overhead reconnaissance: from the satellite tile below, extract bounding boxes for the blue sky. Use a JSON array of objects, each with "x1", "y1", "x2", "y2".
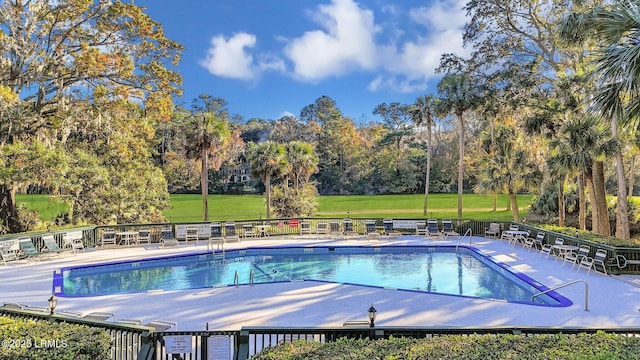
[{"x1": 136, "y1": 0, "x2": 470, "y2": 122}]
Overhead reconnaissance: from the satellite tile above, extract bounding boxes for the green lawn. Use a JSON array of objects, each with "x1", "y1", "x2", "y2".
[{"x1": 17, "y1": 193, "x2": 534, "y2": 223}]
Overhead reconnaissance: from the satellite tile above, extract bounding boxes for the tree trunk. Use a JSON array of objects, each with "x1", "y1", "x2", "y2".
[
  {"x1": 265, "y1": 173, "x2": 271, "y2": 219},
  {"x1": 493, "y1": 193, "x2": 497, "y2": 212},
  {"x1": 612, "y1": 117, "x2": 630, "y2": 239},
  {"x1": 423, "y1": 121, "x2": 432, "y2": 215},
  {"x1": 201, "y1": 148, "x2": 209, "y2": 221},
  {"x1": 585, "y1": 167, "x2": 599, "y2": 233},
  {"x1": 578, "y1": 172, "x2": 586, "y2": 230},
  {"x1": 0, "y1": 184, "x2": 22, "y2": 234},
  {"x1": 509, "y1": 190, "x2": 519, "y2": 222},
  {"x1": 593, "y1": 161, "x2": 611, "y2": 236},
  {"x1": 457, "y1": 113, "x2": 464, "y2": 219},
  {"x1": 558, "y1": 178, "x2": 565, "y2": 227},
  {"x1": 629, "y1": 154, "x2": 636, "y2": 197}
]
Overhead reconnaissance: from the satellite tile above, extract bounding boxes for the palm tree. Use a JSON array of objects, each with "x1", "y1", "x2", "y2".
[
  {"x1": 436, "y1": 74, "x2": 478, "y2": 219},
  {"x1": 475, "y1": 126, "x2": 541, "y2": 222},
  {"x1": 410, "y1": 94, "x2": 437, "y2": 216},
  {"x1": 246, "y1": 141, "x2": 287, "y2": 219},
  {"x1": 286, "y1": 141, "x2": 318, "y2": 190},
  {"x1": 186, "y1": 113, "x2": 230, "y2": 221},
  {"x1": 559, "y1": 1, "x2": 637, "y2": 238}
]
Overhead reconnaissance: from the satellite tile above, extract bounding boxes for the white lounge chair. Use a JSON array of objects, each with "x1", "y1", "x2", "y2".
[
  {"x1": 62, "y1": 231, "x2": 84, "y2": 253},
  {"x1": 101, "y1": 229, "x2": 117, "y2": 247},
  {"x1": 427, "y1": 219, "x2": 442, "y2": 238},
  {"x1": 0, "y1": 240, "x2": 20, "y2": 265},
  {"x1": 242, "y1": 224, "x2": 256, "y2": 238},
  {"x1": 208, "y1": 222, "x2": 224, "y2": 251},
  {"x1": 224, "y1": 222, "x2": 240, "y2": 242},
  {"x1": 415, "y1": 221, "x2": 427, "y2": 236},
  {"x1": 300, "y1": 221, "x2": 312, "y2": 235},
  {"x1": 316, "y1": 221, "x2": 329, "y2": 235}
]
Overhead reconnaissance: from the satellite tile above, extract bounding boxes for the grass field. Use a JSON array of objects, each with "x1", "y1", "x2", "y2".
[{"x1": 17, "y1": 193, "x2": 534, "y2": 223}]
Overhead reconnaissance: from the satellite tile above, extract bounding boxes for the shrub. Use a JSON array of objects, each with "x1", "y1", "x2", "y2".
[
  {"x1": 250, "y1": 332, "x2": 640, "y2": 360},
  {"x1": 0, "y1": 316, "x2": 112, "y2": 360}
]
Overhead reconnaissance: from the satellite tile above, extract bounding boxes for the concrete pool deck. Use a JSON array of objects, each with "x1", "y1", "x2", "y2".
[{"x1": 2, "y1": 235, "x2": 640, "y2": 331}]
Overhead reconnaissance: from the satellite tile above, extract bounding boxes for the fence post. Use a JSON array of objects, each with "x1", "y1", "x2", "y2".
[{"x1": 236, "y1": 329, "x2": 250, "y2": 360}]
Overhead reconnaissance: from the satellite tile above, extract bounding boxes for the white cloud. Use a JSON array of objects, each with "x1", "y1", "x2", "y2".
[
  {"x1": 200, "y1": 32, "x2": 257, "y2": 80},
  {"x1": 199, "y1": 0, "x2": 470, "y2": 93},
  {"x1": 284, "y1": 0, "x2": 378, "y2": 81}
]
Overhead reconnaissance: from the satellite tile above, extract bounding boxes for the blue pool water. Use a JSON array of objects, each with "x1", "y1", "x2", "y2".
[{"x1": 53, "y1": 246, "x2": 571, "y2": 306}]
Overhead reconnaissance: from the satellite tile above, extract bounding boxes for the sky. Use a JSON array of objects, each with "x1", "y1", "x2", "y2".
[{"x1": 135, "y1": 0, "x2": 471, "y2": 123}]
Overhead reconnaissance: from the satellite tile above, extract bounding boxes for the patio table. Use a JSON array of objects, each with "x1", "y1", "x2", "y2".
[
  {"x1": 116, "y1": 231, "x2": 138, "y2": 246},
  {"x1": 255, "y1": 225, "x2": 271, "y2": 237}
]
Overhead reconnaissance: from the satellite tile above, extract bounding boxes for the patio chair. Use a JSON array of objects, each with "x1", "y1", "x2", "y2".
[
  {"x1": 18, "y1": 237, "x2": 39, "y2": 260},
  {"x1": 224, "y1": 222, "x2": 240, "y2": 242},
  {"x1": 383, "y1": 219, "x2": 395, "y2": 235},
  {"x1": 563, "y1": 245, "x2": 590, "y2": 268},
  {"x1": 442, "y1": 220, "x2": 459, "y2": 236},
  {"x1": 427, "y1": 219, "x2": 442, "y2": 238},
  {"x1": 311, "y1": 220, "x2": 326, "y2": 235},
  {"x1": 329, "y1": 220, "x2": 341, "y2": 235},
  {"x1": 62, "y1": 231, "x2": 84, "y2": 253},
  {"x1": 185, "y1": 225, "x2": 199, "y2": 243},
  {"x1": 300, "y1": 221, "x2": 312, "y2": 235},
  {"x1": 484, "y1": 223, "x2": 500, "y2": 238},
  {"x1": 208, "y1": 222, "x2": 224, "y2": 251},
  {"x1": 101, "y1": 229, "x2": 117, "y2": 247},
  {"x1": 415, "y1": 221, "x2": 427, "y2": 236},
  {"x1": 364, "y1": 220, "x2": 379, "y2": 239},
  {"x1": 160, "y1": 228, "x2": 179, "y2": 247},
  {"x1": 579, "y1": 249, "x2": 609, "y2": 275},
  {"x1": 0, "y1": 241, "x2": 19, "y2": 265},
  {"x1": 242, "y1": 224, "x2": 256, "y2": 238},
  {"x1": 137, "y1": 228, "x2": 151, "y2": 245},
  {"x1": 343, "y1": 219, "x2": 356, "y2": 236},
  {"x1": 541, "y1": 238, "x2": 563, "y2": 259},
  {"x1": 527, "y1": 232, "x2": 545, "y2": 252}
]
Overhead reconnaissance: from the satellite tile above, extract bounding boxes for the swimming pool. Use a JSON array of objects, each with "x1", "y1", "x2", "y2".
[{"x1": 53, "y1": 246, "x2": 571, "y2": 306}]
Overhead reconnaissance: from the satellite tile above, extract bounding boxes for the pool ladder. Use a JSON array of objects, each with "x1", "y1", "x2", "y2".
[
  {"x1": 455, "y1": 228, "x2": 473, "y2": 254},
  {"x1": 234, "y1": 269, "x2": 255, "y2": 287}
]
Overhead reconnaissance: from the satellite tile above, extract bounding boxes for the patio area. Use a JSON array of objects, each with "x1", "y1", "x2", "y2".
[{"x1": 2, "y1": 234, "x2": 640, "y2": 331}]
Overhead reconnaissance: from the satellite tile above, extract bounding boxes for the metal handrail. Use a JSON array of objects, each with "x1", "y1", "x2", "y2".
[
  {"x1": 532, "y1": 279, "x2": 589, "y2": 311},
  {"x1": 455, "y1": 228, "x2": 473, "y2": 254}
]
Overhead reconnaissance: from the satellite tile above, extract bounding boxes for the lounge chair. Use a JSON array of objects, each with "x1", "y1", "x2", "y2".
[
  {"x1": 160, "y1": 228, "x2": 179, "y2": 247},
  {"x1": 580, "y1": 249, "x2": 609, "y2": 275},
  {"x1": 208, "y1": 222, "x2": 224, "y2": 250},
  {"x1": 300, "y1": 221, "x2": 312, "y2": 235},
  {"x1": 441, "y1": 220, "x2": 459, "y2": 236},
  {"x1": 42, "y1": 234, "x2": 64, "y2": 254},
  {"x1": 224, "y1": 222, "x2": 240, "y2": 242},
  {"x1": 145, "y1": 320, "x2": 177, "y2": 332},
  {"x1": 316, "y1": 221, "x2": 329, "y2": 235},
  {"x1": 427, "y1": 219, "x2": 442, "y2": 238},
  {"x1": 242, "y1": 224, "x2": 256, "y2": 238},
  {"x1": 484, "y1": 223, "x2": 500, "y2": 238},
  {"x1": 415, "y1": 221, "x2": 427, "y2": 236},
  {"x1": 18, "y1": 237, "x2": 38, "y2": 259}
]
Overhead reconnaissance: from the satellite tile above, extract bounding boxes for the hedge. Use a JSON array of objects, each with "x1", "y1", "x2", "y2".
[
  {"x1": 250, "y1": 332, "x2": 640, "y2": 360},
  {"x1": 0, "y1": 316, "x2": 111, "y2": 360}
]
